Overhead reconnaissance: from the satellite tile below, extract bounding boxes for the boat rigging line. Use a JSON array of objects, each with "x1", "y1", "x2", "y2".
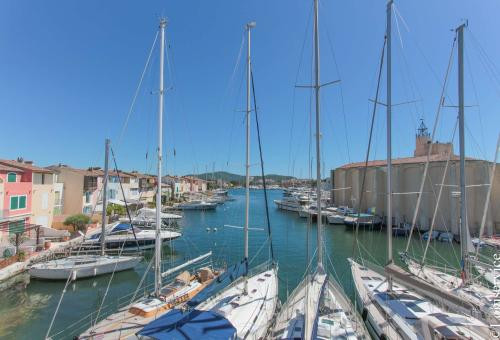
[
  {"x1": 352, "y1": 36, "x2": 386, "y2": 258},
  {"x1": 110, "y1": 147, "x2": 141, "y2": 252},
  {"x1": 250, "y1": 69, "x2": 275, "y2": 262},
  {"x1": 116, "y1": 31, "x2": 159, "y2": 150},
  {"x1": 404, "y1": 32, "x2": 457, "y2": 254}
]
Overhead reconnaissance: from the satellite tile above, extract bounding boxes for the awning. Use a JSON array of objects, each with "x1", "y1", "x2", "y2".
[{"x1": 137, "y1": 309, "x2": 236, "y2": 339}]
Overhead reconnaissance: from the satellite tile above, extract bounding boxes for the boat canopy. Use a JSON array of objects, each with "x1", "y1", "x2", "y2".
[
  {"x1": 112, "y1": 223, "x2": 132, "y2": 232},
  {"x1": 137, "y1": 309, "x2": 236, "y2": 339},
  {"x1": 186, "y1": 259, "x2": 247, "y2": 308}
]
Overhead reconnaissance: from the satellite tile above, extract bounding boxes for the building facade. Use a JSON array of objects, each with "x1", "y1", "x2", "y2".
[{"x1": 331, "y1": 127, "x2": 499, "y2": 236}]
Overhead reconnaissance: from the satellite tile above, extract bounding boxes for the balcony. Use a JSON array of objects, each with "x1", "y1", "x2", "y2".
[{"x1": 83, "y1": 176, "x2": 98, "y2": 192}]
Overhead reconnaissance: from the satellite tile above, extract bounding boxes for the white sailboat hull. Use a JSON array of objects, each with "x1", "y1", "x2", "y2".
[
  {"x1": 349, "y1": 259, "x2": 492, "y2": 340},
  {"x1": 273, "y1": 270, "x2": 367, "y2": 340},
  {"x1": 29, "y1": 255, "x2": 140, "y2": 280},
  {"x1": 197, "y1": 267, "x2": 278, "y2": 340}
]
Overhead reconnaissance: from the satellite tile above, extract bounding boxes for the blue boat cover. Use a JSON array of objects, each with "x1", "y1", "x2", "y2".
[
  {"x1": 111, "y1": 223, "x2": 132, "y2": 232},
  {"x1": 137, "y1": 309, "x2": 236, "y2": 339},
  {"x1": 186, "y1": 259, "x2": 247, "y2": 308}
]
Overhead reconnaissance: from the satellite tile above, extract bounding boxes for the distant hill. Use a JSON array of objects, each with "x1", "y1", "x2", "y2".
[{"x1": 187, "y1": 171, "x2": 295, "y2": 185}]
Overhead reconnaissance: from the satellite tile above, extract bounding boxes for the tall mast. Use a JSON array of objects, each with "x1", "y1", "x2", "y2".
[
  {"x1": 101, "y1": 138, "x2": 110, "y2": 256},
  {"x1": 155, "y1": 18, "x2": 166, "y2": 297},
  {"x1": 386, "y1": 0, "x2": 393, "y2": 291},
  {"x1": 313, "y1": 0, "x2": 323, "y2": 269},
  {"x1": 457, "y1": 23, "x2": 469, "y2": 283},
  {"x1": 244, "y1": 21, "x2": 255, "y2": 295}
]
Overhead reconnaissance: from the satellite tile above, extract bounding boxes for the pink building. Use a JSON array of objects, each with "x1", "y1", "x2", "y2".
[{"x1": 0, "y1": 164, "x2": 32, "y2": 244}]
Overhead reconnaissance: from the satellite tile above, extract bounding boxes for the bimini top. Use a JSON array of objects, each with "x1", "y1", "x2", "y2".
[
  {"x1": 186, "y1": 259, "x2": 247, "y2": 308},
  {"x1": 112, "y1": 223, "x2": 132, "y2": 232},
  {"x1": 137, "y1": 309, "x2": 236, "y2": 339}
]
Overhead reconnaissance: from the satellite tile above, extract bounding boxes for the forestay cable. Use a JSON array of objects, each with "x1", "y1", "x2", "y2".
[{"x1": 117, "y1": 31, "x2": 159, "y2": 149}]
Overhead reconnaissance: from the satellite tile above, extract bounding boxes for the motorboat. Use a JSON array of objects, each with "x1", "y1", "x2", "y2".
[
  {"x1": 344, "y1": 213, "x2": 382, "y2": 229},
  {"x1": 437, "y1": 231, "x2": 453, "y2": 242},
  {"x1": 422, "y1": 230, "x2": 440, "y2": 241},
  {"x1": 81, "y1": 222, "x2": 181, "y2": 251},
  {"x1": 122, "y1": 207, "x2": 182, "y2": 229},
  {"x1": 176, "y1": 200, "x2": 217, "y2": 210},
  {"x1": 274, "y1": 194, "x2": 312, "y2": 212}
]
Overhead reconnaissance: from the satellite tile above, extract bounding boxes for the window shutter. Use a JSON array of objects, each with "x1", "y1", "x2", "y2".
[
  {"x1": 10, "y1": 196, "x2": 19, "y2": 210},
  {"x1": 19, "y1": 196, "x2": 26, "y2": 209},
  {"x1": 7, "y1": 173, "x2": 16, "y2": 182}
]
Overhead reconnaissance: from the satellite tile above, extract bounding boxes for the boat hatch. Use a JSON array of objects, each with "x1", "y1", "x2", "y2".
[
  {"x1": 405, "y1": 302, "x2": 425, "y2": 313},
  {"x1": 74, "y1": 260, "x2": 97, "y2": 265}
]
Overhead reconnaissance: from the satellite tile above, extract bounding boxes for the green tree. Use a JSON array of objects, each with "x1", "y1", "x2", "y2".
[
  {"x1": 106, "y1": 203, "x2": 126, "y2": 216},
  {"x1": 63, "y1": 214, "x2": 91, "y2": 232}
]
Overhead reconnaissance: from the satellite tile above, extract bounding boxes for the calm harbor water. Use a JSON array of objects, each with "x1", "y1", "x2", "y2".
[{"x1": 0, "y1": 188, "x2": 464, "y2": 339}]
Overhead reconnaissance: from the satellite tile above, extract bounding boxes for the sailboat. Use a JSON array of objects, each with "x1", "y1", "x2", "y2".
[
  {"x1": 272, "y1": 1, "x2": 368, "y2": 339},
  {"x1": 136, "y1": 21, "x2": 279, "y2": 340},
  {"x1": 401, "y1": 23, "x2": 498, "y2": 324},
  {"x1": 29, "y1": 139, "x2": 141, "y2": 281},
  {"x1": 78, "y1": 19, "x2": 221, "y2": 339},
  {"x1": 349, "y1": 2, "x2": 493, "y2": 339}
]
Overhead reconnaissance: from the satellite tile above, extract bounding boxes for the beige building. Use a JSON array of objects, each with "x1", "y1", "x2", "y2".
[
  {"x1": 48, "y1": 165, "x2": 104, "y2": 216},
  {"x1": 331, "y1": 127, "x2": 499, "y2": 236}
]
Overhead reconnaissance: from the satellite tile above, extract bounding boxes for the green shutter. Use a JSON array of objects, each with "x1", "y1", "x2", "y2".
[
  {"x1": 9, "y1": 220, "x2": 25, "y2": 235},
  {"x1": 19, "y1": 196, "x2": 26, "y2": 209},
  {"x1": 7, "y1": 173, "x2": 16, "y2": 182},
  {"x1": 10, "y1": 196, "x2": 19, "y2": 210}
]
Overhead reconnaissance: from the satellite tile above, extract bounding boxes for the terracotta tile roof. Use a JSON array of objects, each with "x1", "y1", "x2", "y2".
[
  {"x1": 0, "y1": 164, "x2": 24, "y2": 173},
  {"x1": 338, "y1": 153, "x2": 476, "y2": 169},
  {"x1": 0, "y1": 159, "x2": 53, "y2": 174},
  {"x1": 47, "y1": 165, "x2": 104, "y2": 176},
  {"x1": 49, "y1": 165, "x2": 137, "y2": 178}
]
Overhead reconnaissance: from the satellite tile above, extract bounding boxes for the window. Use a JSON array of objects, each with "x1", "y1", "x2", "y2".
[
  {"x1": 33, "y1": 173, "x2": 43, "y2": 185},
  {"x1": 7, "y1": 173, "x2": 16, "y2": 182},
  {"x1": 10, "y1": 195, "x2": 27, "y2": 210},
  {"x1": 85, "y1": 192, "x2": 91, "y2": 203},
  {"x1": 10, "y1": 196, "x2": 18, "y2": 209}
]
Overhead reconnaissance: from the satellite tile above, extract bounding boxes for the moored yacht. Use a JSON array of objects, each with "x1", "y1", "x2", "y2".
[
  {"x1": 81, "y1": 222, "x2": 181, "y2": 251},
  {"x1": 274, "y1": 194, "x2": 312, "y2": 212},
  {"x1": 176, "y1": 200, "x2": 217, "y2": 210}
]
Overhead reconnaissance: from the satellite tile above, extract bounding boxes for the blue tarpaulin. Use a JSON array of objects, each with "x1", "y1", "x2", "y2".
[
  {"x1": 186, "y1": 259, "x2": 247, "y2": 308},
  {"x1": 138, "y1": 309, "x2": 236, "y2": 339}
]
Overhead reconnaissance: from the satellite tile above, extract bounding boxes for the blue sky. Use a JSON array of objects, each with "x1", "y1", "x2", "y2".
[{"x1": 1, "y1": 0, "x2": 499, "y2": 177}]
